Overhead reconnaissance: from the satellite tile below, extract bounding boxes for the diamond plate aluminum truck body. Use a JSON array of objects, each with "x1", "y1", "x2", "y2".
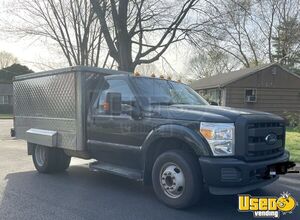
[{"x1": 13, "y1": 66, "x2": 121, "y2": 152}]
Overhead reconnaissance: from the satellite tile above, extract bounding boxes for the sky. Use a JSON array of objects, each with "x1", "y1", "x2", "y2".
[
  {"x1": 0, "y1": 0, "x2": 193, "y2": 76},
  {"x1": 0, "y1": 0, "x2": 57, "y2": 70}
]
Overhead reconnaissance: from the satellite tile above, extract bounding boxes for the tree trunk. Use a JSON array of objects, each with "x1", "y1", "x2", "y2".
[
  {"x1": 117, "y1": 34, "x2": 134, "y2": 72},
  {"x1": 116, "y1": 0, "x2": 134, "y2": 72}
]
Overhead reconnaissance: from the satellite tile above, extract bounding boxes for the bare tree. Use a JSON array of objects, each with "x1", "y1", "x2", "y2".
[
  {"x1": 189, "y1": 0, "x2": 266, "y2": 68},
  {"x1": 188, "y1": 48, "x2": 237, "y2": 78},
  {"x1": 91, "y1": 0, "x2": 199, "y2": 72},
  {"x1": 272, "y1": 17, "x2": 300, "y2": 67},
  {"x1": 0, "y1": 51, "x2": 18, "y2": 69},
  {"x1": 135, "y1": 63, "x2": 159, "y2": 76},
  {"x1": 255, "y1": 0, "x2": 279, "y2": 63},
  {"x1": 7, "y1": 0, "x2": 109, "y2": 67},
  {"x1": 188, "y1": 0, "x2": 300, "y2": 69}
]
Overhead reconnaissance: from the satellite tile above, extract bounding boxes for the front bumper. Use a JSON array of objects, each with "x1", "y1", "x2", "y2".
[{"x1": 199, "y1": 151, "x2": 291, "y2": 195}]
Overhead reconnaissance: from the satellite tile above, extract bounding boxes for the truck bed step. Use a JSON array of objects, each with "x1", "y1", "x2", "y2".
[{"x1": 89, "y1": 161, "x2": 143, "y2": 181}]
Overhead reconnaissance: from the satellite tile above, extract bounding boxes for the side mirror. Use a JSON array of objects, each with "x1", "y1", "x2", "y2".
[
  {"x1": 210, "y1": 101, "x2": 219, "y2": 106},
  {"x1": 130, "y1": 107, "x2": 142, "y2": 120},
  {"x1": 104, "y1": 92, "x2": 122, "y2": 115}
]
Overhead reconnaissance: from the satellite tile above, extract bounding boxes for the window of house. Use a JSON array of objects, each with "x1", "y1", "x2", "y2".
[
  {"x1": 0, "y1": 95, "x2": 9, "y2": 105},
  {"x1": 245, "y1": 89, "x2": 257, "y2": 102},
  {"x1": 203, "y1": 89, "x2": 221, "y2": 105}
]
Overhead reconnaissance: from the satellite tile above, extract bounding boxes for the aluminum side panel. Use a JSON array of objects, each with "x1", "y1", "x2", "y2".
[
  {"x1": 13, "y1": 72, "x2": 78, "y2": 150},
  {"x1": 13, "y1": 66, "x2": 113, "y2": 152}
]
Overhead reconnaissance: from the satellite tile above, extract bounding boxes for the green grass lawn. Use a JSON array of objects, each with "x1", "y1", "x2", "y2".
[
  {"x1": 0, "y1": 114, "x2": 13, "y2": 119},
  {"x1": 286, "y1": 129, "x2": 300, "y2": 163}
]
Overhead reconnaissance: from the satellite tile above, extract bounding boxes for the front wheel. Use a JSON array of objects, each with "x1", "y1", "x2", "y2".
[
  {"x1": 32, "y1": 145, "x2": 71, "y2": 173},
  {"x1": 152, "y1": 150, "x2": 203, "y2": 209}
]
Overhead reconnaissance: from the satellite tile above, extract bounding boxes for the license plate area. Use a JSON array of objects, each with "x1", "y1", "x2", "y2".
[{"x1": 268, "y1": 161, "x2": 297, "y2": 175}]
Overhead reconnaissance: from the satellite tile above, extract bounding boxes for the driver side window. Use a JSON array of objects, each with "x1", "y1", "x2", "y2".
[{"x1": 96, "y1": 79, "x2": 136, "y2": 115}]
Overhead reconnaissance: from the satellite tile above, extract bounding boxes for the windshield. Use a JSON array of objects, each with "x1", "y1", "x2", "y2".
[{"x1": 132, "y1": 77, "x2": 208, "y2": 106}]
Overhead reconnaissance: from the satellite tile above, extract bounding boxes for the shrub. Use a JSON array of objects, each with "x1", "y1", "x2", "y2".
[{"x1": 284, "y1": 112, "x2": 300, "y2": 131}]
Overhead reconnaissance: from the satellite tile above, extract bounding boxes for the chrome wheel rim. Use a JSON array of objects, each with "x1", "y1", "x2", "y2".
[
  {"x1": 159, "y1": 163, "x2": 185, "y2": 199},
  {"x1": 35, "y1": 146, "x2": 46, "y2": 167}
]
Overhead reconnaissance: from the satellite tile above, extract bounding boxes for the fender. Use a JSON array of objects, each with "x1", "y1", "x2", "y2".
[{"x1": 141, "y1": 124, "x2": 211, "y2": 159}]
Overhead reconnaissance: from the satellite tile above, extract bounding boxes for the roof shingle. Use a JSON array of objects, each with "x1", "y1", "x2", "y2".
[{"x1": 190, "y1": 64, "x2": 274, "y2": 90}]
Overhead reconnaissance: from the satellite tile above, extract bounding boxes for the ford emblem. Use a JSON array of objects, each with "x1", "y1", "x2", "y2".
[{"x1": 265, "y1": 133, "x2": 277, "y2": 145}]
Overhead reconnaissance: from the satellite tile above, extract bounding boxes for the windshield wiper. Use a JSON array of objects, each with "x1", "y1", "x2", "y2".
[
  {"x1": 150, "y1": 101, "x2": 175, "y2": 106},
  {"x1": 173, "y1": 102, "x2": 189, "y2": 105}
]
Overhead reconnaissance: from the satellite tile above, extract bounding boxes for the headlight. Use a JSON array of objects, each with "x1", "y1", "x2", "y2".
[{"x1": 200, "y1": 122, "x2": 235, "y2": 156}]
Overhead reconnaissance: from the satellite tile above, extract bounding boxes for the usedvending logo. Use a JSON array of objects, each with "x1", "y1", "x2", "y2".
[{"x1": 238, "y1": 192, "x2": 298, "y2": 218}]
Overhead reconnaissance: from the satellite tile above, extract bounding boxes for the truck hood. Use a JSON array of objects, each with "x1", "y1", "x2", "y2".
[{"x1": 148, "y1": 105, "x2": 278, "y2": 123}]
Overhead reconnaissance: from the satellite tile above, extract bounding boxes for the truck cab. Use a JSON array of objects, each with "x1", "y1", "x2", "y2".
[{"x1": 12, "y1": 67, "x2": 296, "y2": 209}]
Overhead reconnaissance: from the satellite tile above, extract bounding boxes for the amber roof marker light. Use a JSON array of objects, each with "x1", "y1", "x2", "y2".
[{"x1": 134, "y1": 72, "x2": 140, "y2": 77}]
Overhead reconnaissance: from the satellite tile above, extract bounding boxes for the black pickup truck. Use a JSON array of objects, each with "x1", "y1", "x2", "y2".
[{"x1": 12, "y1": 67, "x2": 296, "y2": 208}]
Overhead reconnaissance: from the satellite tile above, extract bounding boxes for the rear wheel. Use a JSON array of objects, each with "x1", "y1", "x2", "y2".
[
  {"x1": 32, "y1": 145, "x2": 71, "y2": 173},
  {"x1": 152, "y1": 150, "x2": 203, "y2": 209}
]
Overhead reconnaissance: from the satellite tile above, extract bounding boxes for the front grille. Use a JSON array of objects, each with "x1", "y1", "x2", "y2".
[
  {"x1": 248, "y1": 122, "x2": 282, "y2": 129},
  {"x1": 246, "y1": 121, "x2": 285, "y2": 161}
]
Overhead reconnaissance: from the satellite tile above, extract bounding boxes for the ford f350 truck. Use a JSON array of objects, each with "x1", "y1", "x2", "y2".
[{"x1": 12, "y1": 66, "x2": 296, "y2": 208}]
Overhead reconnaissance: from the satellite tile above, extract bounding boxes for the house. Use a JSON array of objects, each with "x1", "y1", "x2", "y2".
[
  {"x1": 0, "y1": 82, "x2": 13, "y2": 114},
  {"x1": 0, "y1": 64, "x2": 33, "y2": 114},
  {"x1": 190, "y1": 63, "x2": 300, "y2": 117}
]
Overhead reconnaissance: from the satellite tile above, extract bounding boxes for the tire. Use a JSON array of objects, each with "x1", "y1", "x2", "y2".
[
  {"x1": 55, "y1": 148, "x2": 72, "y2": 171},
  {"x1": 32, "y1": 145, "x2": 71, "y2": 173},
  {"x1": 152, "y1": 150, "x2": 203, "y2": 209}
]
